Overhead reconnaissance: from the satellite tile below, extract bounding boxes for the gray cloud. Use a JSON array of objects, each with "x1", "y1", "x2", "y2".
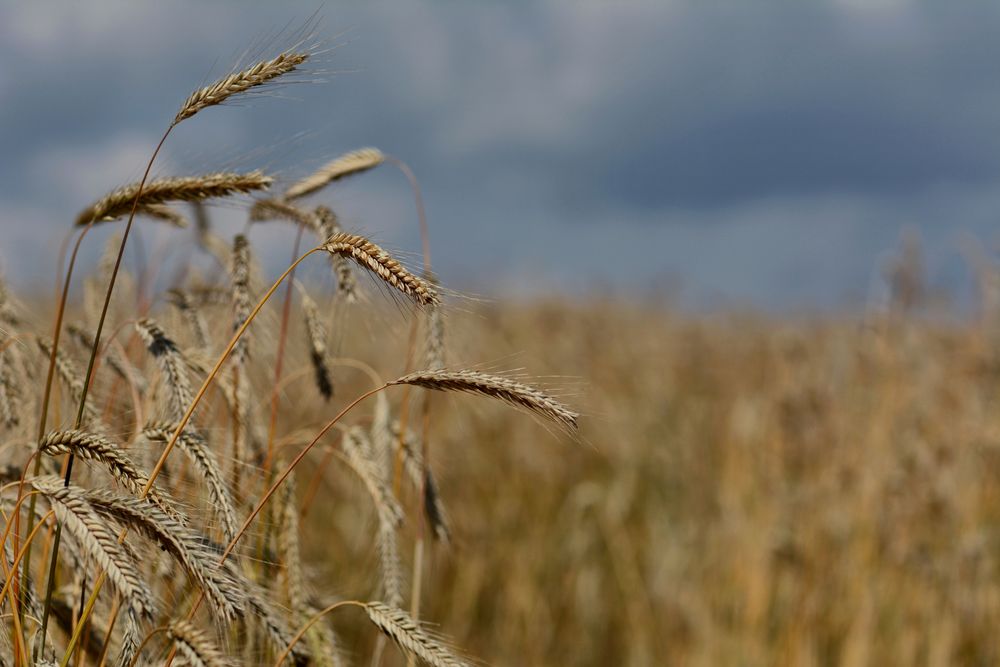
[{"x1": 1, "y1": 1, "x2": 999, "y2": 310}]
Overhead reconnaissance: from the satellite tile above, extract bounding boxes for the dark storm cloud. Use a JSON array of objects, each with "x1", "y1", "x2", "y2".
[{"x1": 1, "y1": 1, "x2": 999, "y2": 309}]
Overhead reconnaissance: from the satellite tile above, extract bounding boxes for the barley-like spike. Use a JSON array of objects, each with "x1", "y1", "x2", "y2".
[
  {"x1": 377, "y1": 521, "x2": 404, "y2": 608},
  {"x1": 0, "y1": 349, "x2": 20, "y2": 429},
  {"x1": 342, "y1": 427, "x2": 403, "y2": 527},
  {"x1": 314, "y1": 206, "x2": 356, "y2": 302},
  {"x1": 137, "y1": 204, "x2": 188, "y2": 227},
  {"x1": 84, "y1": 486, "x2": 245, "y2": 622},
  {"x1": 115, "y1": 607, "x2": 143, "y2": 667},
  {"x1": 370, "y1": 393, "x2": 393, "y2": 479},
  {"x1": 142, "y1": 422, "x2": 239, "y2": 543},
  {"x1": 32, "y1": 477, "x2": 155, "y2": 619},
  {"x1": 75, "y1": 171, "x2": 272, "y2": 226},
  {"x1": 393, "y1": 423, "x2": 451, "y2": 544},
  {"x1": 297, "y1": 285, "x2": 333, "y2": 400},
  {"x1": 35, "y1": 338, "x2": 101, "y2": 426},
  {"x1": 364, "y1": 602, "x2": 472, "y2": 667},
  {"x1": 38, "y1": 429, "x2": 178, "y2": 520},
  {"x1": 285, "y1": 148, "x2": 385, "y2": 200},
  {"x1": 135, "y1": 317, "x2": 194, "y2": 422},
  {"x1": 391, "y1": 369, "x2": 579, "y2": 429},
  {"x1": 175, "y1": 50, "x2": 310, "y2": 124},
  {"x1": 166, "y1": 288, "x2": 211, "y2": 349},
  {"x1": 230, "y1": 234, "x2": 253, "y2": 365},
  {"x1": 249, "y1": 198, "x2": 321, "y2": 233},
  {"x1": 167, "y1": 620, "x2": 231, "y2": 667},
  {"x1": 67, "y1": 323, "x2": 147, "y2": 393},
  {"x1": 322, "y1": 233, "x2": 438, "y2": 306}
]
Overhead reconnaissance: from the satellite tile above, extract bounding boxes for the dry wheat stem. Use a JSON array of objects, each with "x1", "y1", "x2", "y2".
[
  {"x1": 391, "y1": 369, "x2": 579, "y2": 429},
  {"x1": 285, "y1": 148, "x2": 385, "y2": 200},
  {"x1": 75, "y1": 172, "x2": 272, "y2": 227}
]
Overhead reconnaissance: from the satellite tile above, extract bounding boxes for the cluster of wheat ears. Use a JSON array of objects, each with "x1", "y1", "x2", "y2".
[{"x1": 0, "y1": 33, "x2": 578, "y2": 667}]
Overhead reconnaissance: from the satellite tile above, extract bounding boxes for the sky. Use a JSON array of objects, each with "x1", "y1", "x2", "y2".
[{"x1": 1, "y1": 0, "x2": 1000, "y2": 311}]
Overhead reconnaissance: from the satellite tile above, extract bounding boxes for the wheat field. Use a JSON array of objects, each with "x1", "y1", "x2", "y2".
[{"x1": 4, "y1": 20, "x2": 1000, "y2": 667}]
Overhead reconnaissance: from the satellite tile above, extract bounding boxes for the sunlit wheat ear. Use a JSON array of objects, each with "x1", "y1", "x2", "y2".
[
  {"x1": 142, "y1": 422, "x2": 239, "y2": 543},
  {"x1": 84, "y1": 487, "x2": 245, "y2": 623},
  {"x1": 38, "y1": 429, "x2": 178, "y2": 520},
  {"x1": 343, "y1": 426, "x2": 404, "y2": 606},
  {"x1": 75, "y1": 171, "x2": 272, "y2": 226},
  {"x1": 392, "y1": 369, "x2": 579, "y2": 429},
  {"x1": 249, "y1": 198, "x2": 321, "y2": 233},
  {"x1": 67, "y1": 322, "x2": 147, "y2": 393},
  {"x1": 116, "y1": 607, "x2": 143, "y2": 667},
  {"x1": 393, "y1": 423, "x2": 451, "y2": 544},
  {"x1": 285, "y1": 148, "x2": 385, "y2": 200},
  {"x1": 322, "y1": 233, "x2": 439, "y2": 306},
  {"x1": 135, "y1": 317, "x2": 194, "y2": 422},
  {"x1": 175, "y1": 50, "x2": 310, "y2": 124},
  {"x1": 167, "y1": 620, "x2": 231, "y2": 667},
  {"x1": 167, "y1": 288, "x2": 211, "y2": 349},
  {"x1": 32, "y1": 477, "x2": 155, "y2": 619},
  {"x1": 364, "y1": 602, "x2": 472, "y2": 667},
  {"x1": 230, "y1": 234, "x2": 253, "y2": 365},
  {"x1": 314, "y1": 206, "x2": 356, "y2": 302},
  {"x1": 295, "y1": 283, "x2": 333, "y2": 400}
]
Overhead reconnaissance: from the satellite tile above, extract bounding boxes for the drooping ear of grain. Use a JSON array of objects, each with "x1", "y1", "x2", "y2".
[
  {"x1": 135, "y1": 318, "x2": 194, "y2": 422},
  {"x1": 285, "y1": 148, "x2": 385, "y2": 200},
  {"x1": 391, "y1": 369, "x2": 579, "y2": 429},
  {"x1": 314, "y1": 206, "x2": 357, "y2": 302},
  {"x1": 323, "y1": 233, "x2": 438, "y2": 306},
  {"x1": 230, "y1": 234, "x2": 253, "y2": 365},
  {"x1": 364, "y1": 602, "x2": 472, "y2": 667},
  {"x1": 174, "y1": 51, "x2": 310, "y2": 124},
  {"x1": 249, "y1": 198, "x2": 321, "y2": 233},
  {"x1": 297, "y1": 285, "x2": 334, "y2": 400},
  {"x1": 75, "y1": 171, "x2": 272, "y2": 226},
  {"x1": 167, "y1": 619, "x2": 231, "y2": 667}
]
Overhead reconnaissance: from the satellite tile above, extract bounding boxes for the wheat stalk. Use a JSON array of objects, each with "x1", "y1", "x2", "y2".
[
  {"x1": 322, "y1": 233, "x2": 439, "y2": 306},
  {"x1": 391, "y1": 369, "x2": 579, "y2": 429},
  {"x1": 75, "y1": 171, "x2": 272, "y2": 226},
  {"x1": 285, "y1": 148, "x2": 385, "y2": 200}
]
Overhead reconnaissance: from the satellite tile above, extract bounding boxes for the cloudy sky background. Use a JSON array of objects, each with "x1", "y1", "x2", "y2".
[{"x1": 2, "y1": 1, "x2": 1000, "y2": 311}]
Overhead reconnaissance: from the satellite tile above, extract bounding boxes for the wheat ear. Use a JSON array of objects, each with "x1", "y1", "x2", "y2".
[
  {"x1": 32, "y1": 477, "x2": 155, "y2": 619},
  {"x1": 391, "y1": 369, "x2": 579, "y2": 429},
  {"x1": 285, "y1": 148, "x2": 385, "y2": 200},
  {"x1": 84, "y1": 487, "x2": 245, "y2": 623},
  {"x1": 142, "y1": 422, "x2": 239, "y2": 543},
  {"x1": 249, "y1": 198, "x2": 321, "y2": 233},
  {"x1": 167, "y1": 620, "x2": 231, "y2": 667},
  {"x1": 322, "y1": 233, "x2": 438, "y2": 306},
  {"x1": 175, "y1": 50, "x2": 310, "y2": 123},
  {"x1": 135, "y1": 318, "x2": 193, "y2": 422},
  {"x1": 314, "y1": 206, "x2": 356, "y2": 302},
  {"x1": 75, "y1": 171, "x2": 272, "y2": 226},
  {"x1": 364, "y1": 602, "x2": 471, "y2": 667}
]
